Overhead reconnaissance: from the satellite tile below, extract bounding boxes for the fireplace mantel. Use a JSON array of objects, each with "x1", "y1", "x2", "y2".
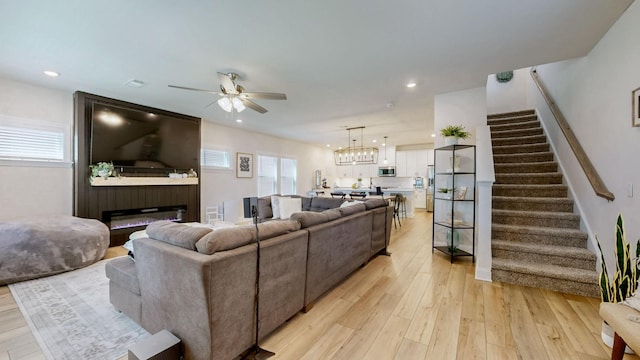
[{"x1": 91, "y1": 177, "x2": 198, "y2": 187}]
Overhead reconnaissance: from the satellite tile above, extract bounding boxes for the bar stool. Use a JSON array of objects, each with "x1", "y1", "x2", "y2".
[
  {"x1": 349, "y1": 191, "x2": 367, "y2": 200},
  {"x1": 331, "y1": 192, "x2": 346, "y2": 199},
  {"x1": 397, "y1": 194, "x2": 407, "y2": 218},
  {"x1": 390, "y1": 193, "x2": 402, "y2": 229}
]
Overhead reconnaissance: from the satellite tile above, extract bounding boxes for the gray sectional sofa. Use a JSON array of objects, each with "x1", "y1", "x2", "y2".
[{"x1": 105, "y1": 196, "x2": 392, "y2": 360}]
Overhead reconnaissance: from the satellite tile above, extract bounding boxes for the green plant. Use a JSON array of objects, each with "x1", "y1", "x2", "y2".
[
  {"x1": 89, "y1": 162, "x2": 115, "y2": 182},
  {"x1": 440, "y1": 125, "x2": 470, "y2": 139},
  {"x1": 596, "y1": 214, "x2": 640, "y2": 303},
  {"x1": 437, "y1": 187, "x2": 455, "y2": 193}
]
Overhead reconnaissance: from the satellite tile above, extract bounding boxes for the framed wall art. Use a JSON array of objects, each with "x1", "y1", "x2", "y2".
[
  {"x1": 236, "y1": 152, "x2": 253, "y2": 178},
  {"x1": 633, "y1": 86, "x2": 640, "y2": 127}
]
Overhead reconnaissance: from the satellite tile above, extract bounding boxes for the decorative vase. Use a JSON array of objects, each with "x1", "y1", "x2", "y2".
[
  {"x1": 449, "y1": 156, "x2": 461, "y2": 172},
  {"x1": 444, "y1": 137, "x2": 458, "y2": 146},
  {"x1": 601, "y1": 321, "x2": 634, "y2": 354},
  {"x1": 446, "y1": 229, "x2": 459, "y2": 252}
]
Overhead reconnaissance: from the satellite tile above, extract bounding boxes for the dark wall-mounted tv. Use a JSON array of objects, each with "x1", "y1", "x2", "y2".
[{"x1": 90, "y1": 101, "x2": 200, "y2": 174}]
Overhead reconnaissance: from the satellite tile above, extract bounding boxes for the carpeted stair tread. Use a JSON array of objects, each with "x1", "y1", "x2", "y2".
[
  {"x1": 493, "y1": 152, "x2": 554, "y2": 164},
  {"x1": 492, "y1": 223, "x2": 587, "y2": 239},
  {"x1": 491, "y1": 127, "x2": 543, "y2": 139},
  {"x1": 494, "y1": 161, "x2": 558, "y2": 173},
  {"x1": 492, "y1": 209, "x2": 580, "y2": 229},
  {"x1": 487, "y1": 109, "x2": 535, "y2": 119},
  {"x1": 492, "y1": 196, "x2": 574, "y2": 212},
  {"x1": 493, "y1": 186, "x2": 567, "y2": 198},
  {"x1": 488, "y1": 120, "x2": 541, "y2": 132},
  {"x1": 495, "y1": 173, "x2": 563, "y2": 184},
  {"x1": 492, "y1": 240, "x2": 595, "y2": 261},
  {"x1": 492, "y1": 143, "x2": 550, "y2": 155},
  {"x1": 492, "y1": 258, "x2": 600, "y2": 298},
  {"x1": 491, "y1": 134, "x2": 547, "y2": 146}
]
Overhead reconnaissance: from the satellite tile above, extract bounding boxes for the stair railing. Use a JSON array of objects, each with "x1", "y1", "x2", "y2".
[{"x1": 530, "y1": 68, "x2": 615, "y2": 201}]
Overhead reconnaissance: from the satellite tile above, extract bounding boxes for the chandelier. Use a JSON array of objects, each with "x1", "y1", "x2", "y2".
[{"x1": 334, "y1": 126, "x2": 379, "y2": 165}]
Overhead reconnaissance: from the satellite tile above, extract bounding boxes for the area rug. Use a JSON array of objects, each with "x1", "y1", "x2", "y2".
[{"x1": 9, "y1": 258, "x2": 149, "y2": 360}]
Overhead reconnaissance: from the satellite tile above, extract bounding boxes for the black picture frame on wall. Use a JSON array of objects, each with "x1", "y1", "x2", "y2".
[
  {"x1": 633, "y1": 86, "x2": 640, "y2": 127},
  {"x1": 236, "y1": 152, "x2": 253, "y2": 178}
]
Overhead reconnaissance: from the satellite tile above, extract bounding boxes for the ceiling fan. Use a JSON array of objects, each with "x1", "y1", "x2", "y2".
[{"x1": 168, "y1": 72, "x2": 287, "y2": 114}]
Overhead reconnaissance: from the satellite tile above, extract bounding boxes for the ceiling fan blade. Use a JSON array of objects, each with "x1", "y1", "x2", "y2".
[
  {"x1": 217, "y1": 72, "x2": 237, "y2": 94},
  {"x1": 241, "y1": 98, "x2": 268, "y2": 114},
  {"x1": 240, "y1": 92, "x2": 287, "y2": 100},
  {"x1": 168, "y1": 85, "x2": 220, "y2": 95}
]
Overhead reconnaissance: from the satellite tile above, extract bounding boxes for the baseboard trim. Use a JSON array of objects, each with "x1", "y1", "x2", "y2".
[{"x1": 475, "y1": 267, "x2": 492, "y2": 282}]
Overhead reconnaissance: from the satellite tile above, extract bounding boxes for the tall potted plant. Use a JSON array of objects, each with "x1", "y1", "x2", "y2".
[
  {"x1": 596, "y1": 213, "x2": 640, "y2": 353},
  {"x1": 440, "y1": 125, "x2": 470, "y2": 145}
]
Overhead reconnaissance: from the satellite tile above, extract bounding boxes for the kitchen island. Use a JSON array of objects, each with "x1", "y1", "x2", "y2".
[{"x1": 332, "y1": 187, "x2": 416, "y2": 217}]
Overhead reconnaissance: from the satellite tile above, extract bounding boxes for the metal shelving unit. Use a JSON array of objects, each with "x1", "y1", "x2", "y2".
[{"x1": 431, "y1": 144, "x2": 476, "y2": 262}]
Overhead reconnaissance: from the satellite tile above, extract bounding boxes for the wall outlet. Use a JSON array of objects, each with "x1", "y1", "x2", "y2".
[{"x1": 627, "y1": 183, "x2": 633, "y2": 198}]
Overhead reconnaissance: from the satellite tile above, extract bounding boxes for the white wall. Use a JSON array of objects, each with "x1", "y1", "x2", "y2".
[
  {"x1": 0, "y1": 77, "x2": 73, "y2": 219},
  {"x1": 434, "y1": 86, "x2": 488, "y2": 147},
  {"x1": 534, "y1": 1, "x2": 640, "y2": 270},
  {"x1": 200, "y1": 122, "x2": 333, "y2": 221},
  {"x1": 0, "y1": 76, "x2": 334, "y2": 222},
  {"x1": 486, "y1": 67, "x2": 532, "y2": 114}
]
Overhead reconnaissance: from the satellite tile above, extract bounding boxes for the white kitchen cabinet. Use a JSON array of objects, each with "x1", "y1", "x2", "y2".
[
  {"x1": 414, "y1": 188, "x2": 427, "y2": 208},
  {"x1": 397, "y1": 149, "x2": 430, "y2": 177},
  {"x1": 427, "y1": 149, "x2": 435, "y2": 166},
  {"x1": 395, "y1": 151, "x2": 408, "y2": 176}
]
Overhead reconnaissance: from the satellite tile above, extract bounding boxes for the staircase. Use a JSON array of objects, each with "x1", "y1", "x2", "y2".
[{"x1": 488, "y1": 109, "x2": 599, "y2": 297}]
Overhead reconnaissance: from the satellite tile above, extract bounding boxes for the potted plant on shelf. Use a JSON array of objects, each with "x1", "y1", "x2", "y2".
[
  {"x1": 89, "y1": 161, "x2": 115, "y2": 184},
  {"x1": 440, "y1": 125, "x2": 470, "y2": 145},
  {"x1": 596, "y1": 213, "x2": 640, "y2": 353},
  {"x1": 437, "y1": 187, "x2": 455, "y2": 199}
]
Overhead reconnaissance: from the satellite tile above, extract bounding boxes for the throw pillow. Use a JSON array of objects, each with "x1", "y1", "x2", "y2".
[
  {"x1": 279, "y1": 197, "x2": 302, "y2": 219},
  {"x1": 271, "y1": 195, "x2": 289, "y2": 219}
]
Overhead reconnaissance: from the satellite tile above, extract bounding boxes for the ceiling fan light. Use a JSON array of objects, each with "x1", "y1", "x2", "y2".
[
  {"x1": 217, "y1": 97, "x2": 232, "y2": 112},
  {"x1": 232, "y1": 97, "x2": 246, "y2": 112}
]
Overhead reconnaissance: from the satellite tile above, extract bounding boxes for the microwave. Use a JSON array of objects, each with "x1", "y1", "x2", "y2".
[{"x1": 378, "y1": 166, "x2": 396, "y2": 177}]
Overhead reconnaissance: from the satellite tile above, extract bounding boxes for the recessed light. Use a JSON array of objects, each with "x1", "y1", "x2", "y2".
[
  {"x1": 43, "y1": 70, "x2": 60, "y2": 77},
  {"x1": 236, "y1": 119, "x2": 242, "y2": 123},
  {"x1": 372, "y1": 139, "x2": 377, "y2": 143},
  {"x1": 431, "y1": 133, "x2": 436, "y2": 137},
  {"x1": 326, "y1": 144, "x2": 330, "y2": 147},
  {"x1": 406, "y1": 82, "x2": 417, "y2": 88}
]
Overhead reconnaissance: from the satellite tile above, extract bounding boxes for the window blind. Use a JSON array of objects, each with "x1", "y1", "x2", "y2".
[{"x1": 0, "y1": 125, "x2": 64, "y2": 161}]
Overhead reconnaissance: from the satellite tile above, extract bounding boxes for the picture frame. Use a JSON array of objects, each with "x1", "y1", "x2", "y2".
[
  {"x1": 455, "y1": 186, "x2": 467, "y2": 200},
  {"x1": 236, "y1": 152, "x2": 253, "y2": 178},
  {"x1": 633, "y1": 87, "x2": 640, "y2": 127}
]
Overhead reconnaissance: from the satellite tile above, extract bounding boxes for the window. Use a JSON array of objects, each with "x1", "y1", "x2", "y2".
[
  {"x1": 257, "y1": 155, "x2": 278, "y2": 197},
  {"x1": 280, "y1": 157, "x2": 297, "y2": 195},
  {"x1": 201, "y1": 148, "x2": 230, "y2": 169},
  {"x1": 257, "y1": 155, "x2": 297, "y2": 196},
  {"x1": 0, "y1": 115, "x2": 69, "y2": 165}
]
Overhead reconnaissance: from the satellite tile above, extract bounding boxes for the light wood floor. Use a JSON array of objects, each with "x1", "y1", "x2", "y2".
[{"x1": 0, "y1": 211, "x2": 637, "y2": 359}]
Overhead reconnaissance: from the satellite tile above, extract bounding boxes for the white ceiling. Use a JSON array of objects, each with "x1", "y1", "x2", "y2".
[{"x1": 0, "y1": 1, "x2": 632, "y2": 149}]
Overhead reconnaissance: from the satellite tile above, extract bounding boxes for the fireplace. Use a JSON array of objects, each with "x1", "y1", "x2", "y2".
[{"x1": 102, "y1": 205, "x2": 187, "y2": 231}]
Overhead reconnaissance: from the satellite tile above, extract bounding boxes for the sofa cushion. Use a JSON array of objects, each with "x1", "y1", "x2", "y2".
[
  {"x1": 258, "y1": 195, "x2": 274, "y2": 220},
  {"x1": 291, "y1": 211, "x2": 328, "y2": 228},
  {"x1": 338, "y1": 203, "x2": 366, "y2": 217},
  {"x1": 195, "y1": 220, "x2": 301, "y2": 255},
  {"x1": 279, "y1": 197, "x2": 302, "y2": 219},
  {"x1": 323, "y1": 208, "x2": 342, "y2": 221},
  {"x1": 363, "y1": 198, "x2": 388, "y2": 210},
  {"x1": 309, "y1": 197, "x2": 344, "y2": 212},
  {"x1": 145, "y1": 221, "x2": 212, "y2": 250}
]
